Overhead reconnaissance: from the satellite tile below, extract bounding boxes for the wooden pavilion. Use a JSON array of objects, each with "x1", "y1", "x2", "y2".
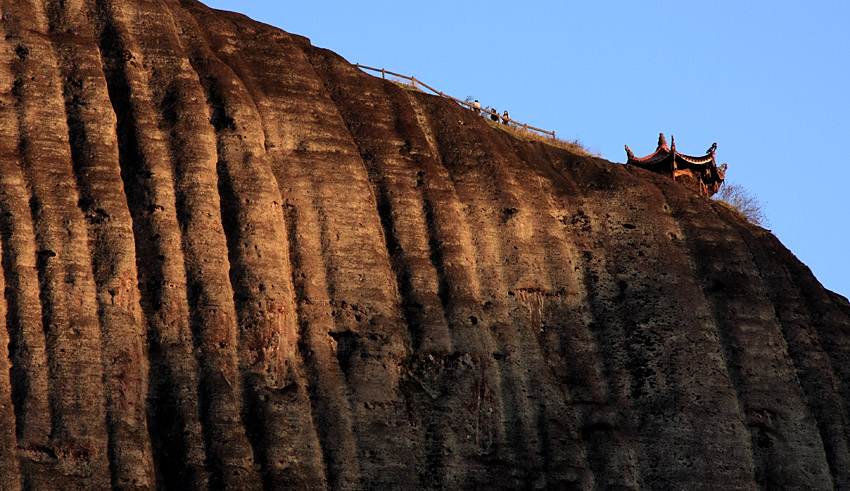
[{"x1": 625, "y1": 133, "x2": 727, "y2": 197}]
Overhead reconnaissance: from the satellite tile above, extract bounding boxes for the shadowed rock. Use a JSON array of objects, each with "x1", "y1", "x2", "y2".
[{"x1": 0, "y1": 1, "x2": 848, "y2": 489}]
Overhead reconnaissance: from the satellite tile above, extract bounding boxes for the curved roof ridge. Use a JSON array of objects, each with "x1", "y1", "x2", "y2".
[{"x1": 625, "y1": 133, "x2": 725, "y2": 197}]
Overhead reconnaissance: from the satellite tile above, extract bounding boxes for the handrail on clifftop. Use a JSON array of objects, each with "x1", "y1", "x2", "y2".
[{"x1": 355, "y1": 63, "x2": 556, "y2": 140}]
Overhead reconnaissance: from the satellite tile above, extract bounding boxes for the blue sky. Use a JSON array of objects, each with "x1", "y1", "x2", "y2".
[{"x1": 204, "y1": 1, "x2": 850, "y2": 298}]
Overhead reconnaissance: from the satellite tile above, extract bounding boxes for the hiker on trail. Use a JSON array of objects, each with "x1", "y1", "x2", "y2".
[
  {"x1": 502, "y1": 110, "x2": 510, "y2": 124},
  {"x1": 472, "y1": 99, "x2": 481, "y2": 114},
  {"x1": 490, "y1": 109, "x2": 499, "y2": 122}
]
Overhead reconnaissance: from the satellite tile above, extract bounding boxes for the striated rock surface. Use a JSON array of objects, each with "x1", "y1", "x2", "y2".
[{"x1": 1, "y1": 0, "x2": 849, "y2": 489}]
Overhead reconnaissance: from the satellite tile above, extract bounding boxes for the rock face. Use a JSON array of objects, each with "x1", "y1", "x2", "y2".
[{"x1": 1, "y1": 1, "x2": 849, "y2": 489}]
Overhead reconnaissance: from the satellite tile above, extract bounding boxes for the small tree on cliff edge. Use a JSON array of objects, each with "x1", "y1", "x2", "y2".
[{"x1": 715, "y1": 182, "x2": 769, "y2": 227}]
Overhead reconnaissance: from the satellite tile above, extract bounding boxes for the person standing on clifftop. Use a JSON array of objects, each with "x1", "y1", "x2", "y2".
[
  {"x1": 502, "y1": 110, "x2": 510, "y2": 124},
  {"x1": 490, "y1": 109, "x2": 499, "y2": 122},
  {"x1": 473, "y1": 99, "x2": 481, "y2": 114}
]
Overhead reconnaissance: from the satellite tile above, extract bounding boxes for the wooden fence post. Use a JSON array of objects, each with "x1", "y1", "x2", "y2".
[{"x1": 356, "y1": 64, "x2": 559, "y2": 143}]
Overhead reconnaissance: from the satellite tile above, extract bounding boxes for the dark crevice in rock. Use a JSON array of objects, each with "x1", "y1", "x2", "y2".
[
  {"x1": 45, "y1": 15, "x2": 135, "y2": 491},
  {"x1": 89, "y1": 2, "x2": 206, "y2": 489},
  {"x1": 731, "y1": 216, "x2": 850, "y2": 487},
  {"x1": 1, "y1": 1, "x2": 849, "y2": 489},
  {"x1": 283, "y1": 181, "x2": 360, "y2": 490},
  {"x1": 422, "y1": 199, "x2": 451, "y2": 316},
  {"x1": 360, "y1": 150, "x2": 424, "y2": 352}
]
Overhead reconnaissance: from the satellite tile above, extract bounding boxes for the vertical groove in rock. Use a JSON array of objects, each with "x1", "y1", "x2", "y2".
[
  {"x1": 208, "y1": 32, "x2": 420, "y2": 487},
  {"x1": 1, "y1": 1, "x2": 850, "y2": 489},
  {"x1": 607, "y1": 170, "x2": 754, "y2": 489},
  {"x1": 165, "y1": 2, "x2": 327, "y2": 487},
  {"x1": 333, "y1": 83, "x2": 452, "y2": 488},
  {"x1": 400, "y1": 93, "x2": 492, "y2": 350},
  {"x1": 0, "y1": 162, "x2": 52, "y2": 489},
  {"x1": 261, "y1": 38, "x2": 427, "y2": 489},
  {"x1": 796, "y1": 279, "x2": 850, "y2": 487},
  {"x1": 559, "y1": 161, "x2": 760, "y2": 488},
  {"x1": 173, "y1": 8, "x2": 386, "y2": 488},
  {"x1": 658, "y1": 176, "x2": 832, "y2": 489},
  {"x1": 506, "y1": 140, "x2": 628, "y2": 488},
  {"x1": 0, "y1": 238, "x2": 22, "y2": 491},
  {"x1": 324, "y1": 75, "x2": 455, "y2": 356},
  {"x1": 174, "y1": 7, "x2": 362, "y2": 489},
  {"x1": 480, "y1": 125, "x2": 616, "y2": 489},
  {"x1": 42, "y1": 0, "x2": 155, "y2": 487},
  {"x1": 87, "y1": 0, "x2": 209, "y2": 487},
  {"x1": 403, "y1": 93, "x2": 510, "y2": 489},
  {"x1": 416, "y1": 96, "x2": 552, "y2": 488},
  {"x1": 283, "y1": 202, "x2": 362, "y2": 490},
  {"x1": 0, "y1": 13, "x2": 53, "y2": 485},
  {"x1": 771, "y1": 232, "x2": 850, "y2": 488},
  {"x1": 304, "y1": 58, "x2": 478, "y2": 487},
  {"x1": 727, "y1": 208, "x2": 850, "y2": 487},
  {"x1": 435, "y1": 128, "x2": 550, "y2": 488},
  {"x1": 260, "y1": 55, "x2": 417, "y2": 491},
  {"x1": 123, "y1": 2, "x2": 261, "y2": 488},
  {"x1": 6, "y1": 1, "x2": 110, "y2": 487},
  {"x1": 195, "y1": 28, "x2": 368, "y2": 484},
  {"x1": 543, "y1": 152, "x2": 645, "y2": 489}
]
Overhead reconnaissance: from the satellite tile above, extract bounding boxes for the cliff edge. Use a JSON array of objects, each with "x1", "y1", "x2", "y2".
[{"x1": 1, "y1": 1, "x2": 849, "y2": 489}]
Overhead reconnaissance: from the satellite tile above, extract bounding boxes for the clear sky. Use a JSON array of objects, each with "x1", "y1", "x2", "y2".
[{"x1": 204, "y1": 0, "x2": 850, "y2": 298}]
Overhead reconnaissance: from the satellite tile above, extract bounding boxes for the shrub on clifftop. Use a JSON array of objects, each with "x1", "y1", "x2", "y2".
[{"x1": 715, "y1": 182, "x2": 769, "y2": 227}]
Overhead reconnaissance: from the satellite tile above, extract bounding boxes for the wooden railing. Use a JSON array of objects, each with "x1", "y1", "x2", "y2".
[{"x1": 355, "y1": 63, "x2": 556, "y2": 140}]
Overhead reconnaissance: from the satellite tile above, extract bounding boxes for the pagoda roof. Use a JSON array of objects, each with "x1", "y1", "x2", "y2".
[
  {"x1": 625, "y1": 133, "x2": 727, "y2": 197},
  {"x1": 625, "y1": 133, "x2": 715, "y2": 165}
]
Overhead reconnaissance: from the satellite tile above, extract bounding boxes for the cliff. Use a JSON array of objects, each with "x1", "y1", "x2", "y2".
[{"x1": 1, "y1": 1, "x2": 849, "y2": 489}]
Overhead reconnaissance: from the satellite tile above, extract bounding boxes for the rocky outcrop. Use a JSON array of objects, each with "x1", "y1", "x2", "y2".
[{"x1": 1, "y1": 1, "x2": 849, "y2": 489}]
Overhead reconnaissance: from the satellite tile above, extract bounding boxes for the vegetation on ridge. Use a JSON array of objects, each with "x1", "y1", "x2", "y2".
[
  {"x1": 377, "y1": 67, "x2": 598, "y2": 156},
  {"x1": 714, "y1": 181, "x2": 769, "y2": 227},
  {"x1": 483, "y1": 118, "x2": 599, "y2": 157}
]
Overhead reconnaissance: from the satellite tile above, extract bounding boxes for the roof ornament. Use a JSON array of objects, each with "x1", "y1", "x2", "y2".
[{"x1": 625, "y1": 134, "x2": 726, "y2": 198}]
